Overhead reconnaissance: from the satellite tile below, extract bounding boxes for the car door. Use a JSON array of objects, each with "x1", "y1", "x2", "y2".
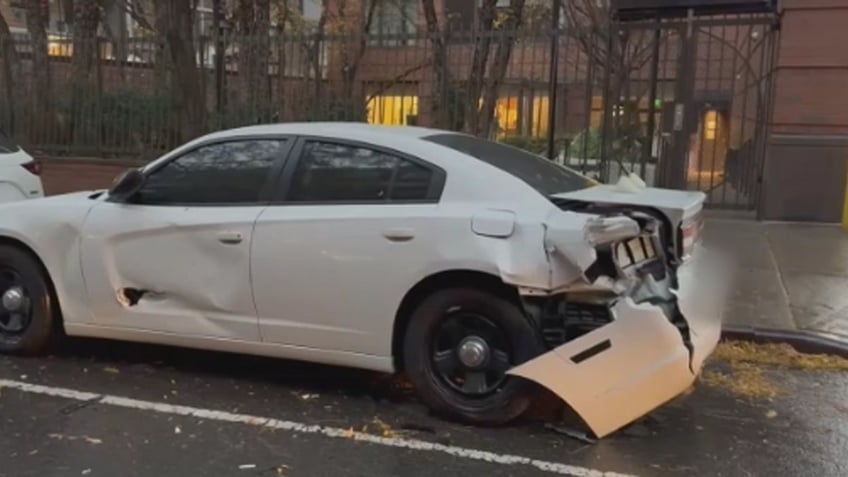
[
  {"x1": 251, "y1": 137, "x2": 446, "y2": 356},
  {"x1": 80, "y1": 137, "x2": 293, "y2": 340}
]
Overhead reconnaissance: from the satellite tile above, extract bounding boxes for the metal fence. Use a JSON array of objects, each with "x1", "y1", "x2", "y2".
[{"x1": 0, "y1": 13, "x2": 779, "y2": 209}]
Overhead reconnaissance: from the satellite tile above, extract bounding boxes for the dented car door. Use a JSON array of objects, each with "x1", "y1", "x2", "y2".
[{"x1": 79, "y1": 138, "x2": 292, "y2": 340}]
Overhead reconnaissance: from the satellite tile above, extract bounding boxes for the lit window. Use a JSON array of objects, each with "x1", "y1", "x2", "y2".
[
  {"x1": 704, "y1": 110, "x2": 718, "y2": 140},
  {"x1": 531, "y1": 96, "x2": 550, "y2": 138},
  {"x1": 495, "y1": 96, "x2": 520, "y2": 138},
  {"x1": 367, "y1": 95, "x2": 419, "y2": 126},
  {"x1": 47, "y1": 35, "x2": 72, "y2": 57}
]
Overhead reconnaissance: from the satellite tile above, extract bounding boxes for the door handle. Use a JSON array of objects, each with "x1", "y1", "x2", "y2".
[
  {"x1": 382, "y1": 228, "x2": 415, "y2": 242},
  {"x1": 217, "y1": 231, "x2": 243, "y2": 245}
]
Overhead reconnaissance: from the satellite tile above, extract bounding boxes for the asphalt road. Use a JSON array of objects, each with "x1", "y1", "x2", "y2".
[{"x1": 1, "y1": 338, "x2": 846, "y2": 477}]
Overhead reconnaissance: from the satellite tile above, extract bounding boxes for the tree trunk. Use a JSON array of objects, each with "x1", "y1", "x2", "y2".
[
  {"x1": 336, "y1": 0, "x2": 377, "y2": 103},
  {"x1": 237, "y1": 0, "x2": 270, "y2": 119},
  {"x1": 72, "y1": 0, "x2": 102, "y2": 84},
  {"x1": 0, "y1": 10, "x2": 19, "y2": 133},
  {"x1": 161, "y1": 0, "x2": 206, "y2": 140},
  {"x1": 152, "y1": 0, "x2": 170, "y2": 90},
  {"x1": 421, "y1": 0, "x2": 449, "y2": 128},
  {"x1": 464, "y1": 0, "x2": 498, "y2": 133},
  {"x1": 478, "y1": 0, "x2": 526, "y2": 137},
  {"x1": 25, "y1": 1, "x2": 52, "y2": 112}
]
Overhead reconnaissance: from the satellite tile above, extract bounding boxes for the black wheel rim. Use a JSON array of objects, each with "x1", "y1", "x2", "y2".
[
  {"x1": 0, "y1": 267, "x2": 32, "y2": 337},
  {"x1": 431, "y1": 309, "x2": 513, "y2": 397}
]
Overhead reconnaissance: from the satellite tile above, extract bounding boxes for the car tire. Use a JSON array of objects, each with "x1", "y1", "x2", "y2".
[
  {"x1": 403, "y1": 287, "x2": 545, "y2": 426},
  {"x1": 0, "y1": 245, "x2": 59, "y2": 355}
]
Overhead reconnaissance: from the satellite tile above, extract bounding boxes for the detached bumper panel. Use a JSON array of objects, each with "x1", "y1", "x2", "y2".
[{"x1": 509, "y1": 245, "x2": 726, "y2": 438}]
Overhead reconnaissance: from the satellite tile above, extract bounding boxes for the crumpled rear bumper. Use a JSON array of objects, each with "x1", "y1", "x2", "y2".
[{"x1": 508, "y1": 245, "x2": 730, "y2": 438}]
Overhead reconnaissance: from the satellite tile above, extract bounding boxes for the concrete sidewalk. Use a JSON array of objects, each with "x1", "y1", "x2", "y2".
[{"x1": 705, "y1": 218, "x2": 848, "y2": 343}]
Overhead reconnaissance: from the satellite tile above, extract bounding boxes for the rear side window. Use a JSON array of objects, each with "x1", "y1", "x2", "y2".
[
  {"x1": 422, "y1": 133, "x2": 592, "y2": 196},
  {"x1": 0, "y1": 131, "x2": 20, "y2": 153},
  {"x1": 288, "y1": 141, "x2": 438, "y2": 203}
]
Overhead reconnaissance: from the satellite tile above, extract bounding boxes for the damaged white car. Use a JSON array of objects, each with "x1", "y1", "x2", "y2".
[{"x1": 0, "y1": 123, "x2": 727, "y2": 438}]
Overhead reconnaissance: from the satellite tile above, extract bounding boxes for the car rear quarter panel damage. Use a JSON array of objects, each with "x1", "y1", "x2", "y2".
[{"x1": 494, "y1": 203, "x2": 730, "y2": 439}]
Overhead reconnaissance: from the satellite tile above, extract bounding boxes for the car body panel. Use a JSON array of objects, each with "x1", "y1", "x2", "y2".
[
  {"x1": 251, "y1": 202, "x2": 557, "y2": 356},
  {"x1": 553, "y1": 184, "x2": 706, "y2": 226},
  {"x1": 79, "y1": 201, "x2": 264, "y2": 340},
  {"x1": 508, "y1": 245, "x2": 728, "y2": 438},
  {"x1": 0, "y1": 149, "x2": 45, "y2": 202}
]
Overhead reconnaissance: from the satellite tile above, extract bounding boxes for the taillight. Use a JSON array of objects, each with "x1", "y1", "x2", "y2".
[
  {"x1": 21, "y1": 160, "x2": 42, "y2": 176},
  {"x1": 679, "y1": 212, "x2": 703, "y2": 260}
]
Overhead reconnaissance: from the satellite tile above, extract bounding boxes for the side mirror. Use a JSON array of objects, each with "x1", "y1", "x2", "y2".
[{"x1": 108, "y1": 168, "x2": 145, "y2": 202}]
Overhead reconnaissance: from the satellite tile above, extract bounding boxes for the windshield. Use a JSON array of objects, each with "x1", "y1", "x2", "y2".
[
  {"x1": 0, "y1": 131, "x2": 20, "y2": 154},
  {"x1": 422, "y1": 133, "x2": 595, "y2": 196}
]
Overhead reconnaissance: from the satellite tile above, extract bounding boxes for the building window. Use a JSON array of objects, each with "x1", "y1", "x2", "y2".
[
  {"x1": 704, "y1": 110, "x2": 718, "y2": 140},
  {"x1": 366, "y1": 86, "x2": 419, "y2": 126},
  {"x1": 369, "y1": 0, "x2": 418, "y2": 46},
  {"x1": 491, "y1": 93, "x2": 550, "y2": 139},
  {"x1": 531, "y1": 96, "x2": 550, "y2": 137},
  {"x1": 301, "y1": 0, "x2": 323, "y2": 27},
  {"x1": 495, "y1": 96, "x2": 521, "y2": 138}
]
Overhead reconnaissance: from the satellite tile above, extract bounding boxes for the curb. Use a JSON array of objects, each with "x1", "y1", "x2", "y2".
[{"x1": 721, "y1": 326, "x2": 848, "y2": 359}]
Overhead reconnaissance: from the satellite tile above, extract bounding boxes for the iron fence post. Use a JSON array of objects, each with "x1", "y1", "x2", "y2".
[{"x1": 546, "y1": 0, "x2": 561, "y2": 160}]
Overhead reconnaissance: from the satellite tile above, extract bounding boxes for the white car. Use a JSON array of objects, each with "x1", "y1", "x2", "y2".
[
  {"x1": 0, "y1": 123, "x2": 727, "y2": 438},
  {"x1": 0, "y1": 131, "x2": 45, "y2": 202}
]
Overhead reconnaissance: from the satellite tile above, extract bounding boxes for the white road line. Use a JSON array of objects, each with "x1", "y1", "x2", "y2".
[{"x1": 0, "y1": 378, "x2": 637, "y2": 477}]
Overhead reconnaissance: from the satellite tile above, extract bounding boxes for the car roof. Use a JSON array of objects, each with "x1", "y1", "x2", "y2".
[{"x1": 200, "y1": 122, "x2": 454, "y2": 142}]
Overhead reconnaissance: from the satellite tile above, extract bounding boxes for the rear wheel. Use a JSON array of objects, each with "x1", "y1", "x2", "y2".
[
  {"x1": 0, "y1": 245, "x2": 59, "y2": 355},
  {"x1": 403, "y1": 288, "x2": 544, "y2": 425}
]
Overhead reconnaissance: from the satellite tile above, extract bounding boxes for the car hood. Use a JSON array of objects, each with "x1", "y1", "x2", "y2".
[{"x1": 552, "y1": 184, "x2": 705, "y2": 226}]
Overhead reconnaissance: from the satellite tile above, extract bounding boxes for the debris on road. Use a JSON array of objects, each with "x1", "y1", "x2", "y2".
[
  {"x1": 103, "y1": 367, "x2": 120, "y2": 374},
  {"x1": 714, "y1": 341, "x2": 848, "y2": 371},
  {"x1": 372, "y1": 417, "x2": 396, "y2": 438},
  {"x1": 703, "y1": 341, "x2": 848, "y2": 399},
  {"x1": 701, "y1": 362, "x2": 780, "y2": 399},
  {"x1": 48, "y1": 433, "x2": 103, "y2": 445},
  {"x1": 174, "y1": 426, "x2": 182, "y2": 435},
  {"x1": 765, "y1": 410, "x2": 778, "y2": 419},
  {"x1": 238, "y1": 464, "x2": 256, "y2": 470},
  {"x1": 544, "y1": 423, "x2": 597, "y2": 444}
]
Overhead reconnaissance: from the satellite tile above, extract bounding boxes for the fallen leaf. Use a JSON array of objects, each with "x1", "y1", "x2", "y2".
[
  {"x1": 701, "y1": 363, "x2": 780, "y2": 400},
  {"x1": 712, "y1": 341, "x2": 848, "y2": 372},
  {"x1": 103, "y1": 367, "x2": 120, "y2": 374},
  {"x1": 765, "y1": 410, "x2": 778, "y2": 419},
  {"x1": 344, "y1": 427, "x2": 355, "y2": 439}
]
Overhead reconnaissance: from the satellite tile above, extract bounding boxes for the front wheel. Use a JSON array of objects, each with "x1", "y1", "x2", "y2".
[
  {"x1": 0, "y1": 245, "x2": 60, "y2": 355},
  {"x1": 403, "y1": 288, "x2": 544, "y2": 425}
]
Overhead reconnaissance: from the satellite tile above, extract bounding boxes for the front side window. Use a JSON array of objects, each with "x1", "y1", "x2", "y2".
[
  {"x1": 288, "y1": 141, "x2": 435, "y2": 203},
  {"x1": 133, "y1": 139, "x2": 288, "y2": 205}
]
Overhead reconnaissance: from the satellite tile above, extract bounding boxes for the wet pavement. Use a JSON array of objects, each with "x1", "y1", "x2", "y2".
[
  {"x1": 2, "y1": 338, "x2": 847, "y2": 477},
  {"x1": 706, "y1": 219, "x2": 848, "y2": 341}
]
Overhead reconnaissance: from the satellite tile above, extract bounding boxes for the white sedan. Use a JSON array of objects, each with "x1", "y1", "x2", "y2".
[
  {"x1": 0, "y1": 123, "x2": 727, "y2": 438},
  {"x1": 0, "y1": 131, "x2": 45, "y2": 202}
]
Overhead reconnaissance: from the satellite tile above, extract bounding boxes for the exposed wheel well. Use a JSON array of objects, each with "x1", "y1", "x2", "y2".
[
  {"x1": 0, "y1": 236, "x2": 64, "y2": 329},
  {"x1": 391, "y1": 270, "x2": 521, "y2": 371}
]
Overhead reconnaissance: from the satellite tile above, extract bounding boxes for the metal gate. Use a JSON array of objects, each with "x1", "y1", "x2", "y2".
[{"x1": 598, "y1": 9, "x2": 780, "y2": 210}]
